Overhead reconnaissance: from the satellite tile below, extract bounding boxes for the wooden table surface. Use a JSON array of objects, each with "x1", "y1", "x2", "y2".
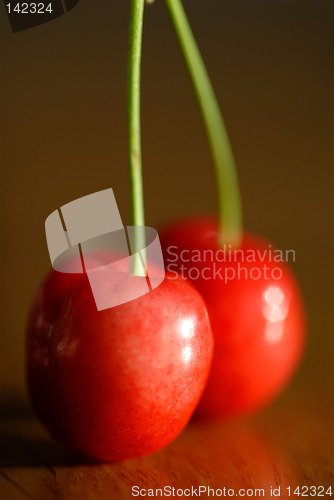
[{"x1": 0, "y1": 391, "x2": 333, "y2": 500}]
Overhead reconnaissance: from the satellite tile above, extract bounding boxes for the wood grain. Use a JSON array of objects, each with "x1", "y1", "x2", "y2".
[{"x1": 0, "y1": 392, "x2": 333, "y2": 499}]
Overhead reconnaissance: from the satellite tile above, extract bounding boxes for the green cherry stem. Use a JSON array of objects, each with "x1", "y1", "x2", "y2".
[
  {"x1": 128, "y1": 0, "x2": 146, "y2": 275},
  {"x1": 164, "y1": 0, "x2": 243, "y2": 247}
]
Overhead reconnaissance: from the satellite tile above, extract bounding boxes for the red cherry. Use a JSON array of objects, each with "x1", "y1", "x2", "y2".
[
  {"x1": 160, "y1": 216, "x2": 306, "y2": 419},
  {"x1": 26, "y1": 265, "x2": 213, "y2": 462}
]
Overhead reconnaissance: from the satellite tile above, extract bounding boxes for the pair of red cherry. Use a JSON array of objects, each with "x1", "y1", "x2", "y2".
[
  {"x1": 26, "y1": 0, "x2": 305, "y2": 463},
  {"x1": 27, "y1": 216, "x2": 305, "y2": 462}
]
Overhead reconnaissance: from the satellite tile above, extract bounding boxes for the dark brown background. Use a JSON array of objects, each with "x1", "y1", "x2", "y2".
[{"x1": 0, "y1": 0, "x2": 333, "y2": 406}]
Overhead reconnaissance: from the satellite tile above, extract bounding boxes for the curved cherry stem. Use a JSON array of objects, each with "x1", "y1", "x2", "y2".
[
  {"x1": 164, "y1": 0, "x2": 243, "y2": 247},
  {"x1": 128, "y1": 0, "x2": 146, "y2": 274}
]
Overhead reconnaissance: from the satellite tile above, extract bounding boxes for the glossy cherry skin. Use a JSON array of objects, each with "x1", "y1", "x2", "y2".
[
  {"x1": 160, "y1": 216, "x2": 306, "y2": 419},
  {"x1": 26, "y1": 267, "x2": 213, "y2": 462}
]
